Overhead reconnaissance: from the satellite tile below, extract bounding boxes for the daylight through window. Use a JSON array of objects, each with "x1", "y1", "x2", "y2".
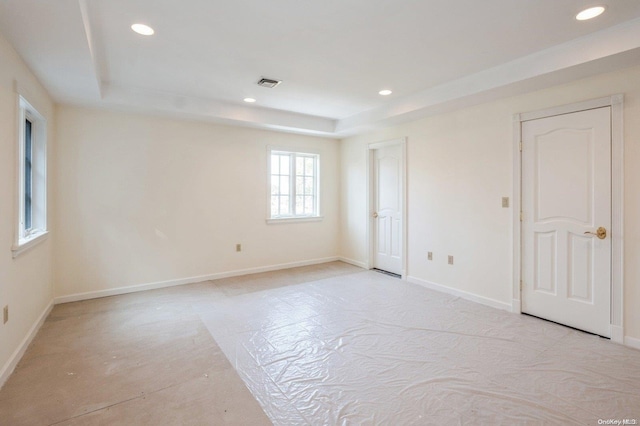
[
  {"x1": 270, "y1": 150, "x2": 319, "y2": 219},
  {"x1": 13, "y1": 95, "x2": 47, "y2": 256}
]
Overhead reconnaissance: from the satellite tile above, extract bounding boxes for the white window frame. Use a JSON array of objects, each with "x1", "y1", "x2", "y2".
[
  {"x1": 267, "y1": 147, "x2": 322, "y2": 224},
  {"x1": 12, "y1": 95, "x2": 48, "y2": 257}
]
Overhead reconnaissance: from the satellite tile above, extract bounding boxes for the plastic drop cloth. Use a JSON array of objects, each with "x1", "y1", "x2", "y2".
[{"x1": 196, "y1": 271, "x2": 640, "y2": 425}]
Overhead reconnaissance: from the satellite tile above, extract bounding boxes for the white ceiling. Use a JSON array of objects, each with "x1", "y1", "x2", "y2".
[{"x1": 2, "y1": 0, "x2": 640, "y2": 136}]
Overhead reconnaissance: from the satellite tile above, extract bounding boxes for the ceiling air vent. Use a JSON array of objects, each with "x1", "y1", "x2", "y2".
[{"x1": 257, "y1": 78, "x2": 282, "y2": 88}]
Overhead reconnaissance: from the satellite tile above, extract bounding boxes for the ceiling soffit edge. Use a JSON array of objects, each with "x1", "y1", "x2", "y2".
[{"x1": 76, "y1": 2, "x2": 640, "y2": 137}]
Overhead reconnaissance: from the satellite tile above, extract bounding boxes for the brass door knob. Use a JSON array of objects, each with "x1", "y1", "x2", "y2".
[
  {"x1": 373, "y1": 212, "x2": 379, "y2": 218},
  {"x1": 584, "y1": 227, "x2": 607, "y2": 240}
]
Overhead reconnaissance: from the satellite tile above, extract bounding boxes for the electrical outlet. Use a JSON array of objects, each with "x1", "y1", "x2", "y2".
[
  {"x1": 448, "y1": 255, "x2": 454, "y2": 265},
  {"x1": 502, "y1": 197, "x2": 510, "y2": 208},
  {"x1": 236, "y1": 244, "x2": 242, "y2": 252},
  {"x1": 427, "y1": 252, "x2": 433, "y2": 261},
  {"x1": 3, "y1": 305, "x2": 8, "y2": 324}
]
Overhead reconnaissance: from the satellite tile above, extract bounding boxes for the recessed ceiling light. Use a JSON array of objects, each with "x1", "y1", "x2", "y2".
[
  {"x1": 576, "y1": 6, "x2": 605, "y2": 21},
  {"x1": 131, "y1": 23, "x2": 154, "y2": 36},
  {"x1": 379, "y1": 89, "x2": 392, "y2": 96},
  {"x1": 244, "y1": 98, "x2": 256, "y2": 103}
]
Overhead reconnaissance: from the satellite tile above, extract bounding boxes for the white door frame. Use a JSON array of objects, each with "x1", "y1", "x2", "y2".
[
  {"x1": 512, "y1": 95, "x2": 624, "y2": 344},
  {"x1": 367, "y1": 138, "x2": 407, "y2": 278}
]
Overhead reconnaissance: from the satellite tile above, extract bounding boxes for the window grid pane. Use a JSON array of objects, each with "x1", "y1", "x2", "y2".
[
  {"x1": 296, "y1": 157, "x2": 304, "y2": 175},
  {"x1": 280, "y1": 176, "x2": 289, "y2": 195},
  {"x1": 279, "y1": 196, "x2": 290, "y2": 215},
  {"x1": 304, "y1": 176, "x2": 313, "y2": 195},
  {"x1": 271, "y1": 176, "x2": 280, "y2": 195},
  {"x1": 304, "y1": 195, "x2": 314, "y2": 214},
  {"x1": 271, "y1": 155, "x2": 279, "y2": 176},
  {"x1": 295, "y1": 176, "x2": 304, "y2": 195},
  {"x1": 305, "y1": 157, "x2": 313, "y2": 176},
  {"x1": 280, "y1": 155, "x2": 289, "y2": 175},
  {"x1": 295, "y1": 195, "x2": 304, "y2": 214}
]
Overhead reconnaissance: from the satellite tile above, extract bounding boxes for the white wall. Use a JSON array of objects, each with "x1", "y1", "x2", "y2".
[
  {"x1": 3, "y1": 28, "x2": 639, "y2": 390},
  {"x1": 0, "y1": 36, "x2": 55, "y2": 382},
  {"x1": 340, "y1": 65, "x2": 640, "y2": 341},
  {"x1": 54, "y1": 106, "x2": 340, "y2": 298}
]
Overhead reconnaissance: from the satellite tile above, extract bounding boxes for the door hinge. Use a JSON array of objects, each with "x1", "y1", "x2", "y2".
[
  {"x1": 519, "y1": 141, "x2": 523, "y2": 152},
  {"x1": 520, "y1": 280, "x2": 523, "y2": 291},
  {"x1": 520, "y1": 211, "x2": 523, "y2": 222}
]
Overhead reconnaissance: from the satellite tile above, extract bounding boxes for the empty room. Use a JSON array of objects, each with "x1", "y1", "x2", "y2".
[{"x1": 1, "y1": 0, "x2": 640, "y2": 424}]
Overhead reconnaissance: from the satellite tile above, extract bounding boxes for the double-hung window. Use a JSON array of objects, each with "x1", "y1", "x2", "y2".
[
  {"x1": 269, "y1": 149, "x2": 320, "y2": 220},
  {"x1": 13, "y1": 95, "x2": 47, "y2": 257}
]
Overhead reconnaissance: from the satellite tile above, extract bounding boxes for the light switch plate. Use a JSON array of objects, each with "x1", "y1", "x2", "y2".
[
  {"x1": 502, "y1": 197, "x2": 509, "y2": 208},
  {"x1": 427, "y1": 252, "x2": 433, "y2": 261}
]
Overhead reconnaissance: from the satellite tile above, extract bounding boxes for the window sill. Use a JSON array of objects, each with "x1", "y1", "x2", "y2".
[
  {"x1": 12, "y1": 231, "x2": 49, "y2": 258},
  {"x1": 266, "y1": 216, "x2": 324, "y2": 225}
]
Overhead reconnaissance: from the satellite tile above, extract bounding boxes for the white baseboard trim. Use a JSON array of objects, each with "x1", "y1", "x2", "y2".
[
  {"x1": 337, "y1": 257, "x2": 368, "y2": 269},
  {"x1": 511, "y1": 299, "x2": 521, "y2": 314},
  {"x1": 0, "y1": 300, "x2": 53, "y2": 390},
  {"x1": 54, "y1": 256, "x2": 342, "y2": 305},
  {"x1": 624, "y1": 336, "x2": 640, "y2": 351},
  {"x1": 406, "y1": 276, "x2": 512, "y2": 312},
  {"x1": 611, "y1": 325, "x2": 624, "y2": 344}
]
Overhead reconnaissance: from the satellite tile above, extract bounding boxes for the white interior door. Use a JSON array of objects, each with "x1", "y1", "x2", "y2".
[
  {"x1": 521, "y1": 107, "x2": 611, "y2": 337},
  {"x1": 373, "y1": 144, "x2": 402, "y2": 275}
]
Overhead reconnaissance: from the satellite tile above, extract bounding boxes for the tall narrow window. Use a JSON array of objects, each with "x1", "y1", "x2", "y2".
[
  {"x1": 13, "y1": 95, "x2": 47, "y2": 257},
  {"x1": 269, "y1": 149, "x2": 319, "y2": 219},
  {"x1": 24, "y1": 118, "x2": 33, "y2": 232}
]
